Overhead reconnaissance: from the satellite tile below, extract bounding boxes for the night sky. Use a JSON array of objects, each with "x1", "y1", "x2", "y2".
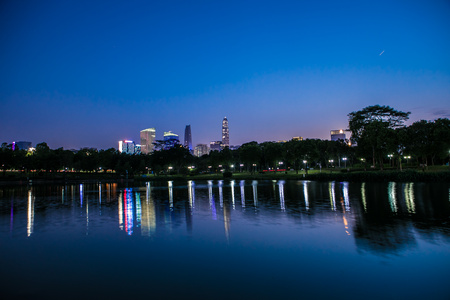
[{"x1": 1, "y1": 0, "x2": 449, "y2": 150}]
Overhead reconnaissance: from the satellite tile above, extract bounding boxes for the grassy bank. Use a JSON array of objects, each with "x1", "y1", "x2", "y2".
[{"x1": 1, "y1": 167, "x2": 449, "y2": 185}]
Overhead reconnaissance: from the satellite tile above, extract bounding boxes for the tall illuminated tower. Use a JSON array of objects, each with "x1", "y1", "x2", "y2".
[
  {"x1": 222, "y1": 117, "x2": 229, "y2": 149},
  {"x1": 140, "y1": 128, "x2": 156, "y2": 154},
  {"x1": 184, "y1": 125, "x2": 193, "y2": 153}
]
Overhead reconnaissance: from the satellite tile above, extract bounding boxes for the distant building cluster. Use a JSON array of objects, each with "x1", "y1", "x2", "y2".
[
  {"x1": 116, "y1": 122, "x2": 351, "y2": 155},
  {"x1": 118, "y1": 117, "x2": 234, "y2": 156}
]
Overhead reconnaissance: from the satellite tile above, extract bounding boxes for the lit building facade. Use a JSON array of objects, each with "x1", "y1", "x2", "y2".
[
  {"x1": 331, "y1": 129, "x2": 346, "y2": 141},
  {"x1": 119, "y1": 140, "x2": 136, "y2": 154},
  {"x1": 140, "y1": 128, "x2": 156, "y2": 154},
  {"x1": 163, "y1": 131, "x2": 180, "y2": 150},
  {"x1": 222, "y1": 117, "x2": 229, "y2": 149},
  {"x1": 184, "y1": 125, "x2": 193, "y2": 153},
  {"x1": 292, "y1": 136, "x2": 303, "y2": 141},
  {"x1": 210, "y1": 141, "x2": 222, "y2": 152},
  {"x1": 194, "y1": 144, "x2": 209, "y2": 157},
  {"x1": 13, "y1": 141, "x2": 32, "y2": 151}
]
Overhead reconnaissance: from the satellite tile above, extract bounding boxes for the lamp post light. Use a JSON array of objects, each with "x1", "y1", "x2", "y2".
[
  {"x1": 278, "y1": 161, "x2": 283, "y2": 172},
  {"x1": 240, "y1": 163, "x2": 244, "y2": 173},
  {"x1": 252, "y1": 163, "x2": 257, "y2": 173},
  {"x1": 328, "y1": 159, "x2": 334, "y2": 168},
  {"x1": 342, "y1": 157, "x2": 347, "y2": 168},
  {"x1": 404, "y1": 156, "x2": 411, "y2": 166},
  {"x1": 387, "y1": 154, "x2": 393, "y2": 167}
]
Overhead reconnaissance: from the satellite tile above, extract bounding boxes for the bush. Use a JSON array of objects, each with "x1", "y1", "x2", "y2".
[{"x1": 223, "y1": 171, "x2": 233, "y2": 178}]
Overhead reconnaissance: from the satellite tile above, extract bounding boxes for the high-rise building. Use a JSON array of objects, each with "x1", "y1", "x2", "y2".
[
  {"x1": 140, "y1": 128, "x2": 156, "y2": 154},
  {"x1": 331, "y1": 129, "x2": 346, "y2": 141},
  {"x1": 163, "y1": 131, "x2": 180, "y2": 150},
  {"x1": 184, "y1": 125, "x2": 193, "y2": 153},
  {"x1": 194, "y1": 144, "x2": 209, "y2": 157},
  {"x1": 292, "y1": 137, "x2": 303, "y2": 141},
  {"x1": 222, "y1": 117, "x2": 229, "y2": 149},
  {"x1": 118, "y1": 140, "x2": 136, "y2": 154},
  {"x1": 210, "y1": 141, "x2": 222, "y2": 152},
  {"x1": 13, "y1": 141, "x2": 32, "y2": 151}
]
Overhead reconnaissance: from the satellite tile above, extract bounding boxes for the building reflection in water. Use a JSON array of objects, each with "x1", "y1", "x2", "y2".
[
  {"x1": 118, "y1": 191, "x2": 124, "y2": 230},
  {"x1": 278, "y1": 180, "x2": 285, "y2": 211},
  {"x1": 208, "y1": 181, "x2": 217, "y2": 220},
  {"x1": 252, "y1": 180, "x2": 258, "y2": 207},
  {"x1": 223, "y1": 198, "x2": 231, "y2": 241},
  {"x1": 124, "y1": 189, "x2": 134, "y2": 235},
  {"x1": 388, "y1": 182, "x2": 398, "y2": 213},
  {"x1": 168, "y1": 181, "x2": 174, "y2": 211},
  {"x1": 27, "y1": 188, "x2": 34, "y2": 237},
  {"x1": 329, "y1": 182, "x2": 336, "y2": 211},
  {"x1": 219, "y1": 180, "x2": 224, "y2": 208},
  {"x1": 188, "y1": 180, "x2": 195, "y2": 209},
  {"x1": 403, "y1": 183, "x2": 415, "y2": 214},
  {"x1": 303, "y1": 181, "x2": 309, "y2": 211},
  {"x1": 141, "y1": 182, "x2": 156, "y2": 237},
  {"x1": 240, "y1": 180, "x2": 246, "y2": 207},
  {"x1": 135, "y1": 192, "x2": 141, "y2": 229}
]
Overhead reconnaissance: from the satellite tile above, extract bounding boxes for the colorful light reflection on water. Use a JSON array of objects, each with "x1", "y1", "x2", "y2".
[{"x1": 0, "y1": 180, "x2": 449, "y2": 300}]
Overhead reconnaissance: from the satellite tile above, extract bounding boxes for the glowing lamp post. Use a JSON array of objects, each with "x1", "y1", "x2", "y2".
[
  {"x1": 328, "y1": 159, "x2": 334, "y2": 167},
  {"x1": 404, "y1": 156, "x2": 411, "y2": 166},
  {"x1": 342, "y1": 157, "x2": 347, "y2": 168},
  {"x1": 388, "y1": 154, "x2": 393, "y2": 167}
]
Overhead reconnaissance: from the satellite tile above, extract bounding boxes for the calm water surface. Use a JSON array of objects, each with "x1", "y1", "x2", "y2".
[{"x1": 0, "y1": 180, "x2": 449, "y2": 299}]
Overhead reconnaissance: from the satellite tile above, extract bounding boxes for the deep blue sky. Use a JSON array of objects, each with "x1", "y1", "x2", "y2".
[{"x1": 1, "y1": 0, "x2": 449, "y2": 150}]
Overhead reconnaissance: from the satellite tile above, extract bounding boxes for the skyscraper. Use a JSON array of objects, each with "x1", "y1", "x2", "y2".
[
  {"x1": 118, "y1": 140, "x2": 136, "y2": 154},
  {"x1": 184, "y1": 125, "x2": 193, "y2": 153},
  {"x1": 163, "y1": 131, "x2": 180, "y2": 150},
  {"x1": 331, "y1": 129, "x2": 346, "y2": 141},
  {"x1": 222, "y1": 117, "x2": 229, "y2": 149},
  {"x1": 140, "y1": 128, "x2": 156, "y2": 154},
  {"x1": 194, "y1": 144, "x2": 209, "y2": 157}
]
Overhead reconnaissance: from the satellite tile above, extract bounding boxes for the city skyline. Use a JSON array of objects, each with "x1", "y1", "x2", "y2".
[{"x1": 1, "y1": 0, "x2": 449, "y2": 150}]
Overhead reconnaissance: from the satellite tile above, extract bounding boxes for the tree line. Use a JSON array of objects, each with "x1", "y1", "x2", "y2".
[{"x1": 1, "y1": 105, "x2": 449, "y2": 175}]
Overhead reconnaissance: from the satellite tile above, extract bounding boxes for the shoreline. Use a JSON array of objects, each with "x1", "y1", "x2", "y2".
[{"x1": 1, "y1": 169, "x2": 449, "y2": 186}]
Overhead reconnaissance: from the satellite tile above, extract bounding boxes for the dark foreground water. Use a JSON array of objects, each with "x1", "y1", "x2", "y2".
[{"x1": 0, "y1": 180, "x2": 449, "y2": 300}]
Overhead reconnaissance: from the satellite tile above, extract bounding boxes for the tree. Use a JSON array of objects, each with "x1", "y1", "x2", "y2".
[{"x1": 348, "y1": 105, "x2": 410, "y2": 169}]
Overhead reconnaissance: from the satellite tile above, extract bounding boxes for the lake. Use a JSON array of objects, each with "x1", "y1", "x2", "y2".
[{"x1": 0, "y1": 180, "x2": 449, "y2": 299}]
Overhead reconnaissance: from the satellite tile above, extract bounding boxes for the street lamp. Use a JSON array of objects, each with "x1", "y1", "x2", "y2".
[
  {"x1": 328, "y1": 159, "x2": 334, "y2": 167},
  {"x1": 388, "y1": 154, "x2": 393, "y2": 167},
  {"x1": 278, "y1": 161, "x2": 283, "y2": 171},
  {"x1": 240, "y1": 163, "x2": 244, "y2": 173},
  {"x1": 404, "y1": 156, "x2": 411, "y2": 166},
  {"x1": 342, "y1": 157, "x2": 347, "y2": 168}
]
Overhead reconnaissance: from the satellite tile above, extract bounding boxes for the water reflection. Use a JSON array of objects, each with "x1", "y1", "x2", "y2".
[
  {"x1": 404, "y1": 183, "x2": 415, "y2": 214},
  {"x1": 2, "y1": 180, "x2": 449, "y2": 255},
  {"x1": 279, "y1": 180, "x2": 285, "y2": 211},
  {"x1": 141, "y1": 182, "x2": 156, "y2": 236},
  {"x1": 388, "y1": 182, "x2": 397, "y2": 213},
  {"x1": 240, "y1": 180, "x2": 246, "y2": 207},
  {"x1": 27, "y1": 189, "x2": 34, "y2": 237},
  {"x1": 329, "y1": 182, "x2": 336, "y2": 211},
  {"x1": 303, "y1": 181, "x2": 309, "y2": 211},
  {"x1": 252, "y1": 180, "x2": 258, "y2": 207}
]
